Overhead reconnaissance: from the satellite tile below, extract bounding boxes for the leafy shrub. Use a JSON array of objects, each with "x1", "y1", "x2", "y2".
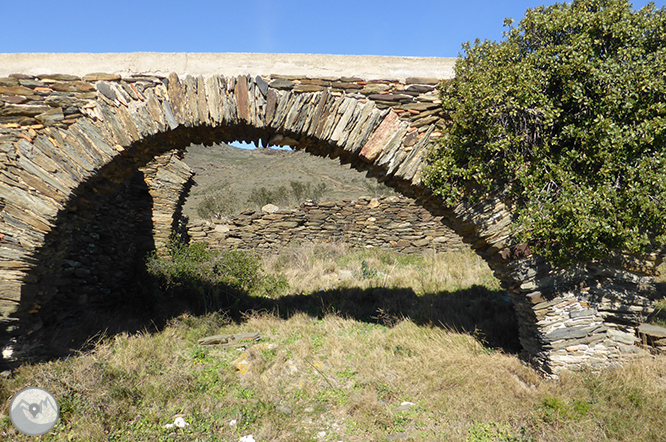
[
  {"x1": 196, "y1": 187, "x2": 239, "y2": 220},
  {"x1": 247, "y1": 181, "x2": 328, "y2": 209},
  {"x1": 290, "y1": 181, "x2": 327, "y2": 203},
  {"x1": 145, "y1": 238, "x2": 289, "y2": 310},
  {"x1": 247, "y1": 185, "x2": 290, "y2": 207},
  {"x1": 360, "y1": 260, "x2": 378, "y2": 279},
  {"x1": 213, "y1": 249, "x2": 263, "y2": 292},
  {"x1": 424, "y1": 0, "x2": 666, "y2": 266}
]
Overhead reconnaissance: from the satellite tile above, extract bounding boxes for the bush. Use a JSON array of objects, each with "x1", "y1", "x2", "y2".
[
  {"x1": 424, "y1": 0, "x2": 666, "y2": 266},
  {"x1": 196, "y1": 186, "x2": 239, "y2": 220},
  {"x1": 145, "y1": 238, "x2": 290, "y2": 310},
  {"x1": 247, "y1": 186, "x2": 290, "y2": 207},
  {"x1": 290, "y1": 181, "x2": 327, "y2": 203},
  {"x1": 247, "y1": 181, "x2": 328, "y2": 209}
]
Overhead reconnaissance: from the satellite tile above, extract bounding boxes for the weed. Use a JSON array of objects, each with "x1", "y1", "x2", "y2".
[
  {"x1": 467, "y1": 421, "x2": 532, "y2": 442},
  {"x1": 361, "y1": 260, "x2": 378, "y2": 279}
]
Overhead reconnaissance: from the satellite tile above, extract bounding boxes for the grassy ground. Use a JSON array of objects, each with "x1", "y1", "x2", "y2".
[{"x1": 2, "y1": 244, "x2": 666, "y2": 441}]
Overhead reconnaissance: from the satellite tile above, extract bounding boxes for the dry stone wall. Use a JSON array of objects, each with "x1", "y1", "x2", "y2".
[
  {"x1": 185, "y1": 196, "x2": 465, "y2": 254},
  {"x1": 0, "y1": 56, "x2": 662, "y2": 374}
]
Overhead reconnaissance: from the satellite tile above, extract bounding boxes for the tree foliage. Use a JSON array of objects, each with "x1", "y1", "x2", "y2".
[{"x1": 424, "y1": 0, "x2": 666, "y2": 266}]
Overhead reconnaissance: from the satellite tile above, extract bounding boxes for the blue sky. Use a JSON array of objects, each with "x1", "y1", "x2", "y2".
[{"x1": 2, "y1": 1, "x2": 664, "y2": 57}]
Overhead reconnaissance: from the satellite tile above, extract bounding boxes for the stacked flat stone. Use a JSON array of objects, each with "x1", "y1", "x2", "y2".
[
  {"x1": 0, "y1": 70, "x2": 661, "y2": 373},
  {"x1": 185, "y1": 196, "x2": 464, "y2": 254}
]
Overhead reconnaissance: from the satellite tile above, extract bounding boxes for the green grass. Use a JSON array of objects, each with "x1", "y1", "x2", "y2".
[{"x1": 2, "y1": 246, "x2": 666, "y2": 441}]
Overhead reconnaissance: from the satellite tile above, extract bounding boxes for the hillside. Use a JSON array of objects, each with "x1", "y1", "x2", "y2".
[{"x1": 180, "y1": 143, "x2": 396, "y2": 220}]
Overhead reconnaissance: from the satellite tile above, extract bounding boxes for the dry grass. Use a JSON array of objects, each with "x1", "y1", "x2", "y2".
[
  {"x1": 263, "y1": 242, "x2": 501, "y2": 295},
  {"x1": 2, "y1": 246, "x2": 666, "y2": 441}
]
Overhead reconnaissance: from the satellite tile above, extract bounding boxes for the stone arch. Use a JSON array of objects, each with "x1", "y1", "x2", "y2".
[{"x1": 0, "y1": 66, "x2": 659, "y2": 374}]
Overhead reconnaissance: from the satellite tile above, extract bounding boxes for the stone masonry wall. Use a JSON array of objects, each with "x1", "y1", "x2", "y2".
[
  {"x1": 185, "y1": 196, "x2": 465, "y2": 254},
  {"x1": 0, "y1": 57, "x2": 662, "y2": 373}
]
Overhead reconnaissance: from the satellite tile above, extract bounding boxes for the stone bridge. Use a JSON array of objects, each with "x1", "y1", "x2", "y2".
[{"x1": 0, "y1": 53, "x2": 660, "y2": 374}]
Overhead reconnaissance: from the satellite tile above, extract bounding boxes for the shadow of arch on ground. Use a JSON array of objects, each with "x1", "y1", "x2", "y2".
[{"x1": 16, "y1": 277, "x2": 521, "y2": 366}]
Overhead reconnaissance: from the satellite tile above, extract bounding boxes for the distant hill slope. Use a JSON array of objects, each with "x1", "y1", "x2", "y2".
[{"x1": 181, "y1": 143, "x2": 397, "y2": 220}]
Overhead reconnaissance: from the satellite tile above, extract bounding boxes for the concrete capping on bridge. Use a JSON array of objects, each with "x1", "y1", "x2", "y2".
[
  {"x1": 0, "y1": 53, "x2": 457, "y2": 81},
  {"x1": 0, "y1": 53, "x2": 660, "y2": 374}
]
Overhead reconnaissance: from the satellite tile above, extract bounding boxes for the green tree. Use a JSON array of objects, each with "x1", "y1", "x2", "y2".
[{"x1": 424, "y1": 0, "x2": 666, "y2": 266}]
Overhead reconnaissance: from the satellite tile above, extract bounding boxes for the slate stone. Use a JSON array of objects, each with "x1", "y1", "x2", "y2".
[
  {"x1": 403, "y1": 131, "x2": 419, "y2": 147},
  {"x1": 300, "y1": 78, "x2": 330, "y2": 86},
  {"x1": 406, "y1": 77, "x2": 440, "y2": 85},
  {"x1": 570, "y1": 308, "x2": 597, "y2": 319},
  {"x1": 305, "y1": 88, "x2": 329, "y2": 137},
  {"x1": 39, "y1": 74, "x2": 81, "y2": 81},
  {"x1": 330, "y1": 99, "x2": 358, "y2": 143},
  {"x1": 50, "y1": 81, "x2": 95, "y2": 93},
  {"x1": 269, "y1": 74, "x2": 300, "y2": 80},
  {"x1": 84, "y1": 73, "x2": 121, "y2": 82},
  {"x1": 294, "y1": 84, "x2": 325, "y2": 93},
  {"x1": 0, "y1": 77, "x2": 19, "y2": 87},
  {"x1": 1, "y1": 95, "x2": 28, "y2": 105},
  {"x1": 405, "y1": 84, "x2": 437, "y2": 93},
  {"x1": 638, "y1": 323, "x2": 666, "y2": 339},
  {"x1": 196, "y1": 76, "x2": 210, "y2": 125},
  {"x1": 0, "y1": 85, "x2": 34, "y2": 96},
  {"x1": 121, "y1": 81, "x2": 139, "y2": 100},
  {"x1": 331, "y1": 81, "x2": 362, "y2": 90},
  {"x1": 360, "y1": 84, "x2": 390, "y2": 95},
  {"x1": 162, "y1": 100, "x2": 178, "y2": 130},
  {"x1": 255, "y1": 76, "x2": 269, "y2": 96},
  {"x1": 413, "y1": 238, "x2": 431, "y2": 247},
  {"x1": 359, "y1": 111, "x2": 401, "y2": 162},
  {"x1": 544, "y1": 325, "x2": 600, "y2": 343},
  {"x1": 367, "y1": 94, "x2": 413, "y2": 102},
  {"x1": 96, "y1": 82, "x2": 117, "y2": 101},
  {"x1": 394, "y1": 126, "x2": 433, "y2": 181},
  {"x1": 167, "y1": 73, "x2": 188, "y2": 125},
  {"x1": 0, "y1": 104, "x2": 51, "y2": 116},
  {"x1": 265, "y1": 89, "x2": 278, "y2": 124},
  {"x1": 269, "y1": 78, "x2": 295, "y2": 90},
  {"x1": 45, "y1": 95, "x2": 85, "y2": 108},
  {"x1": 204, "y1": 76, "x2": 223, "y2": 124},
  {"x1": 18, "y1": 79, "x2": 46, "y2": 89},
  {"x1": 234, "y1": 75, "x2": 250, "y2": 123},
  {"x1": 401, "y1": 102, "x2": 439, "y2": 112},
  {"x1": 8, "y1": 74, "x2": 34, "y2": 80},
  {"x1": 607, "y1": 328, "x2": 638, "y2": 345}
]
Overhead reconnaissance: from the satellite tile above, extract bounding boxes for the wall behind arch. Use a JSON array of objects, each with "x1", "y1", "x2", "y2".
[{"x1": 185, "y1": 196, "x2": 466, "y2": 254}]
